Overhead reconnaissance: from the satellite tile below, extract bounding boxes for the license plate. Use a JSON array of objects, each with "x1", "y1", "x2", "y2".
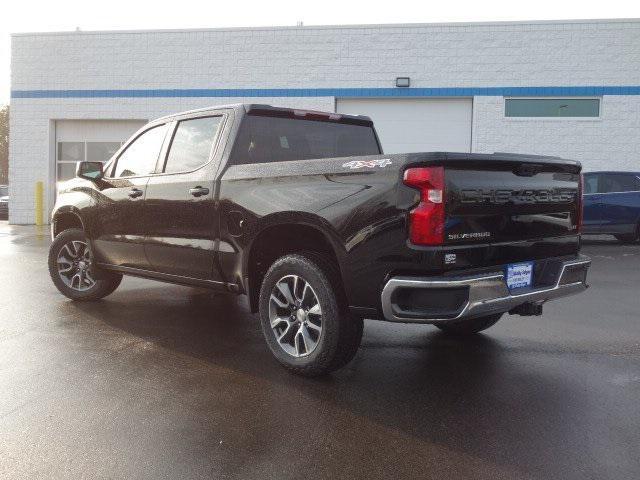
[{"x1": 506, "y1": 262, "x2": 534, "y2": 291}]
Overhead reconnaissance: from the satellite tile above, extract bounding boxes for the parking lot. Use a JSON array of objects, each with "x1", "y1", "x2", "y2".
[{"x1": 1, "y1": 222, "x2": 638, "y2": 479}]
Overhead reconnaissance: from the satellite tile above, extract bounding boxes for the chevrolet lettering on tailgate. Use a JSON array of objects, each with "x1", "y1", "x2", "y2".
[{"x1": 460, "y1": 188, "x2": 576, "y2": 205}]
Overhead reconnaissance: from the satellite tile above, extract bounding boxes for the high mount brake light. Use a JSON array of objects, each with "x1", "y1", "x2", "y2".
[
  {"x1": 403, "y1": 167, "x2": 446, "y2": 246},
  {"x1": 293, "y1": 110, "x2": 342, "y2": 121}
]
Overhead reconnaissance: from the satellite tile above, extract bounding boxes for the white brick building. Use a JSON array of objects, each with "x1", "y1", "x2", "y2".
[{"x1": 9, "y1": 18, "x2": 640, "y2": 224}]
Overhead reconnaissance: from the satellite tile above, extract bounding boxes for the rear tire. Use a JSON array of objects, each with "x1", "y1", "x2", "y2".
[
  {"x1": 258, "y1": 252, "x2": 363, "y2": 377},
  {"x1": 48, "y1": 228, "x2": 122, "y2": 301},
  {"x1": 435, "y1": 313, "x2": 502, "y2": 335}
]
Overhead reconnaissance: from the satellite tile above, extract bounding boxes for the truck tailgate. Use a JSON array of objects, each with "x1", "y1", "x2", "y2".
[{"x1": 445, "y1": 162, "x2": 581, "y2": 244}]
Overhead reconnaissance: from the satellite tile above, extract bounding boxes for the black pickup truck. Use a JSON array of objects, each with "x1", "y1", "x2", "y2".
[{"x1": 49, "y1": 104, "x2": 591, "y2": 376}]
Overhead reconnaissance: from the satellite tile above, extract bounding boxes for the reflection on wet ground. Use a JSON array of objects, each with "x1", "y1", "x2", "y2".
[{"x1": 1, "y1": 224, "x2": 639, "y2": 479}]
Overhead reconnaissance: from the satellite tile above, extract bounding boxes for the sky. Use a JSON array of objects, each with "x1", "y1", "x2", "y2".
[{"x1": 1, "y1": 0, "x2": 639, "y2": 104}]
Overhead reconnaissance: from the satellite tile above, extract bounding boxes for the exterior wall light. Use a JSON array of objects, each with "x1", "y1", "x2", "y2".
[{"x1": 395, "y1": 77, "x2": 410, "y2": 88}]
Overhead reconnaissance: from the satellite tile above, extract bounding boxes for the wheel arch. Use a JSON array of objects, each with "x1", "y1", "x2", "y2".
[
  {"x1": 52, "y1": 207, "x2": 85, "y2": 238},
  {"x1": 245, "y1": 213, "x2": 346, "y2": 313}
]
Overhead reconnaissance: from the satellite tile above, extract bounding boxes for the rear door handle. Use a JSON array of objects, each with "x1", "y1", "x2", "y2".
[
  {"x1": 128, "y1": 188, "x2": 143, "y2": 199},
  {"x1": 189, "y1": 186, "x2": 210, "y2": 197}
]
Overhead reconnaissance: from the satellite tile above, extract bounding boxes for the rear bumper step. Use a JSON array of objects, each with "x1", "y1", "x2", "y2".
[{"x1": 380, "y1": 256, "x2": 591, "y2": 324}]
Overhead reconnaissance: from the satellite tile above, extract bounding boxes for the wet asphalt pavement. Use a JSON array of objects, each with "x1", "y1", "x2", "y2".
[{"x1": 0, "y1": 223, "x2": 639, "y2": 479}]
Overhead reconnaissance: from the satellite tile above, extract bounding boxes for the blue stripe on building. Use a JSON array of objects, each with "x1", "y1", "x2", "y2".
[{"x1": 11, "y1": 86, "x2": 640, "y2": 99}]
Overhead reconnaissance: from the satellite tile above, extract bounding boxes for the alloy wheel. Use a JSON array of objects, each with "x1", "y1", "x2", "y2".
[
  {"x1": 268, "y1": 274, "x2": 323, "y2": 357},
  {"x1": 56, "y1": 240, "x2": 96, "y2": 291}
]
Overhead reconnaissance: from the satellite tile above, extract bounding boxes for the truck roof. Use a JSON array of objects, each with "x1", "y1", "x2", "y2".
[{"x1": 154, "y1": 103, "x2": 373, "y2": 125}]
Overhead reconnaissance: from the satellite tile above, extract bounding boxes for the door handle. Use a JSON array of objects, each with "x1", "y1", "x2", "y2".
[
  {"x1": 128, "y1": 188, "x2": 143, "y2": 199},
  {"x1": 189, "y1": 186, "x2": 210, "y2": 197}
]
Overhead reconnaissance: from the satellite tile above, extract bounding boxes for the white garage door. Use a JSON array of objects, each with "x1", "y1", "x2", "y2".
[
  {"x1": 55, "y1": 120, "x2": 147, "y2": 183},
  {"x1": 336, "y1": 98, "x2": 472, "y2": 154}
]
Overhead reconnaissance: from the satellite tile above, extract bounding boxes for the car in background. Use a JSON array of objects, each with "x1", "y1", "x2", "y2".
[
  {"x1": 0, "y1": 185, "x2": 8, "y2": 220},
  {"x1": 583, "y1": 171, "x2": 640, "y2": 243}
]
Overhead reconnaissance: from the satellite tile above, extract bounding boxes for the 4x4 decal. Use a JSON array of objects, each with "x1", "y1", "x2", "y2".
[{"x1": 342, "y1": 159, "x2": 392, "y2": 169}]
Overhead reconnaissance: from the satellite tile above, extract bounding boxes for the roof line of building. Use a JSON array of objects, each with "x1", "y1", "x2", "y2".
[{"x1": 10, "y1": 17, "x2": 640, "y2": 37}]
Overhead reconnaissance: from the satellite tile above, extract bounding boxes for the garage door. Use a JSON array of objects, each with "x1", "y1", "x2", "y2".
[
  {"x1": 336, "y1": 98, "x2": 472, "y2": 154},
  {"x1": 55, "y1": 120, "x2": 147, "y2": 183}
]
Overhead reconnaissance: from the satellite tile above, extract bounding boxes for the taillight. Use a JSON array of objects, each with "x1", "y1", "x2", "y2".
[
  {"x1": 577, "y1": 173, "x2": 584, "y2": 233},
  {"x1": 403, "y1": 167, "x2": 445, "y2": 245}
]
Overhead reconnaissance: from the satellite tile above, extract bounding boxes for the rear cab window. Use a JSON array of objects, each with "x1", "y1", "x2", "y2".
[{"x1": 230, "y1": 111, "x2": 380, "y2": 165}]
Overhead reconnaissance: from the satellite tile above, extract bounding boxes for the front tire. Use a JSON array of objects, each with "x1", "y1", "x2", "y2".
[
  {"x1": 48, "y1": 228, "x2": 122, "y2": 301},
  {"x1": 435, "y1": 313, "x2": 502, "y2": 335},
  {"x1": 258, "y1": 253, "x2": 363, "y2": 377}
]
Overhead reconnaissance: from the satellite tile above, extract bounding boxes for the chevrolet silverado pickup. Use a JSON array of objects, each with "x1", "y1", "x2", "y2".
[{"x1": 49, "y1": 104, "x2": 591, "y2": 376}]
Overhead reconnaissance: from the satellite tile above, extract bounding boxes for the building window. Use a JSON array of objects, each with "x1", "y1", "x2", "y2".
[
  {"x1": 87, "y1": 142, "x2": 122, "y2": 162},
  {"x1": 56, "y1": 141, "x2": 124, "y2": 182},
  {"x1": 58, "y1": 142, "x2": 85, "y2": 162},
  {"x1": 56, "y1": 142, "x2": 85, "y2": 182},
  {"x1": 505, "y1": 98, "x2": 600, "y2": 118}
]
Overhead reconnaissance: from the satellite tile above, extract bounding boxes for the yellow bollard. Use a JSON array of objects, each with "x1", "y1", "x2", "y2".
[{"x1": 35, "y1": 181, "x2": 44, "y2": 226}]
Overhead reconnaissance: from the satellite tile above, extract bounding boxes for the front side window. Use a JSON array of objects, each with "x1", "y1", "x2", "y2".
[
  {"x1": 164, "y1": 116, "x2": 222, "y2": 173},
  {"x1": 505, "y1": 98, "x2": 600, "y2": 118},
  {"x1": 600, "y1": 174, "x2": 640, "y2": 193},
  {"x1": 113, "y1": 124, "x2": 168, "y2": 178},
  {"x1": 230, "y1": 115, "x2": 381, "y2": 165}
]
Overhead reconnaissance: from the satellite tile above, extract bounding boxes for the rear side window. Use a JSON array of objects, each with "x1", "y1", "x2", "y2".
[
  {"x1": 230, "y1": 115, "x2": 380, "y2": 165},
  {"x1": 164, "y1": 116, "x2": 223, "y2": 173},
  {"x1": 113, "y1": 124, "x2": 168, "y2": 177},
  {"x1": 600, "y1": 174, "x2": 640, "y2": 193}
]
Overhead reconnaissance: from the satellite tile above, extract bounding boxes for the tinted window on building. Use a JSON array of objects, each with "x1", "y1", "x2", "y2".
[
  {"x1": 230, "y1": 115, "x2": 380, "y2": 165},
  {"x1": 600, "y1": 174, "x2": 640, "y2": 193},
  {"x1": 505, "y1": 99, "x2": 600, "y2": 117},
  {"x1": 164, "y1": 116, "x2": 222, "y2": 173},
  {"x1": 113, "y1": 124, "x2": 168, "y2": 177}
]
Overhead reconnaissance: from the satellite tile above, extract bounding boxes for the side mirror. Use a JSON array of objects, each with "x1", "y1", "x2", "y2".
[{"x1": 76, "y1": 161, "x2": 104, "y2": 181}]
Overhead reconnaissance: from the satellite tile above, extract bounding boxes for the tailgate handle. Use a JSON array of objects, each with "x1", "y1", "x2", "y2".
[{"x1": 514, "y1": 163, "x2": 544, "y2": 177}]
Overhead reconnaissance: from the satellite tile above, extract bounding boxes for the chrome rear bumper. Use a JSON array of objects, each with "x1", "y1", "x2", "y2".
[{"x1": 380, "y1": 256, "x2": 591, "y2": 324}]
